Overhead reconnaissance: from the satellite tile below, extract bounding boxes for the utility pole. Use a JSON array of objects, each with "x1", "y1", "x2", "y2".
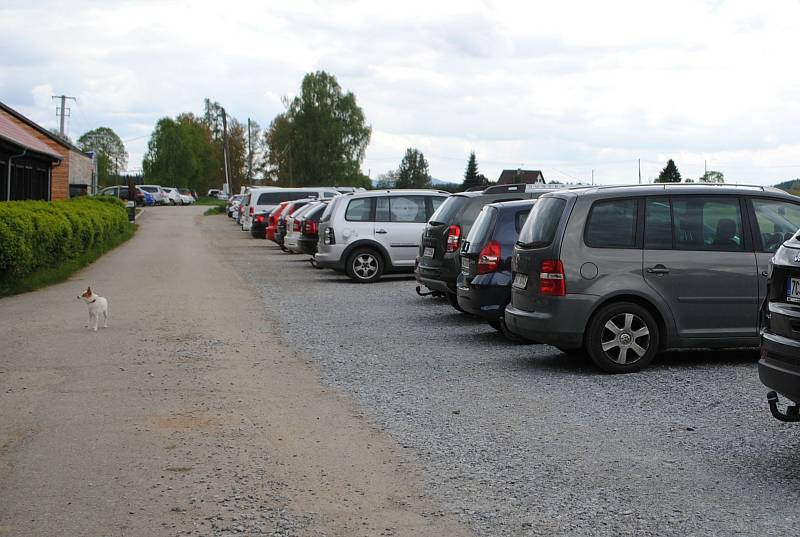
[
  {"x1": 221, "y1": 108, "x2": 231, "y2": 195},
  {"x1": 51, "y1": 95, "x2": 76, "y2": 137},
  {"x1": 247, "y1": 118, "x2": 253, "y2": 183},
  {"x1": 638, "y1": 159, "x2": 641, "y2": 184},
  {"x1": 704, "y1": 159, "x2": 707, "y2": 177},
  {"x1": 591, "y1": 169, "x2": 594, "y2": 185}
]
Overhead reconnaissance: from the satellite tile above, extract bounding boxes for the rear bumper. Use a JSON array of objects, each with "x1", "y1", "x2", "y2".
[
  {"x1": 314, "y1": 249, "x2": 344, "y2": 270},
  {"x1": 456, "y1": 279, "x2": 509, "y2": 321},
  {"x1": 504, "y1": 295, "x2": 597, "y2": 349},
  {"x1": 298, "y1": 237, "x2": 318, "y2": 255},
  {"x1": 415, "y1": 257, "x2": 460, "y2": 294},
  {"x1": 759, "y1": 331, "x2": 800, "y2": 404}
]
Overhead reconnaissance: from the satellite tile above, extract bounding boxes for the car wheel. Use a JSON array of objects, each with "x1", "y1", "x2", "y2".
[
  {"x1": 586, "y1": 302, "x2": 659, "y2": 373},
  {"x1": 446, "y1": 292, "x2": 467, "y2": 313},
  {"x1": 346, "y1": 248, "x2": 384, "y2": 283}
]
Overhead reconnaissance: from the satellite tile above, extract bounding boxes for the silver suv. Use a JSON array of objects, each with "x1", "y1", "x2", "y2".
[
  {"x1": 315, "y1": 190, "x2": 450, "y2": 282},
  {"x1": 504, "y1": 184, "x2": 800, "y2": 373}
]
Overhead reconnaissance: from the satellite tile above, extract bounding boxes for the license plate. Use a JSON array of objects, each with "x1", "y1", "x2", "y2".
[
  {"x1": 423, "y1": 247, "x2": 435, "y2": 258},
  {"x1": 512, "y1": 273, "x2": 528, "y2": 289},
  {"x1": 461, "y1": 256, "x2": 471, "y2": 274},
  {"x1": 788, "y1": 276, "x2": 800, "y2": 303}
]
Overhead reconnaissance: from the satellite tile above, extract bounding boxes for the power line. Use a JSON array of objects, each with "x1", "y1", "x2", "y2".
[{"x1": 51, "y1": 95, "x2": 76, "y2": 137}]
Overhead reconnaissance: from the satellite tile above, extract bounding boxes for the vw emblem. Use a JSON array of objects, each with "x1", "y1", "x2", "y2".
[{"x1": 795, "y1": 253, "x2": 800, "y2": 263}]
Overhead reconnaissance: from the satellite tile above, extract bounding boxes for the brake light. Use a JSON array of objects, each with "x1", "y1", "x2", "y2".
[
  {"x1": 539, "y1": 260, "x2": 566, "y2": 296},
  {"x1": 293, "y1": 219, "x2": 301, "y2": 232},
  {"x1": 445, "y1": 225, "x2": 461, "y2": 253},
  {"x1": 255, "y1": 214, "x2": 265, "y2": 223},
  {"x1": 476, "y1": 241, "x2": 501, "y2": 274},
  {"x1": 249, "y1": 206, "x2": 254, "y2": 215},
  {"x1": 305, "y1": 220, "x2": 318, "y2": 234}
]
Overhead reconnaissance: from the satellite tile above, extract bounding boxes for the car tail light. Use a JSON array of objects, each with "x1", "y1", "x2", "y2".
[
  {"x1": 445, "y1": 225, "x2": 461, "y2": 253},
  {"x1": 305, "y1": 220, "x2": 318, "y2": 234},
  {"x1": 476, "y1": 240, "x2": 501, "y2": 274},
  {"x1": 324, "y1": 227, "x2": 335, "y2": 245},
  {"x1": 249, "y1": 206, "x2": 254, "y2": 215},
  {"x1": 254, "y1": 214, "x2": 265, "y2": 224},
  {"x1": 293, "y1": 219, "x2": 301, "y2": 232},
  {"x1": 539, "y1": 260, "x2": 566, "y2": 296}
]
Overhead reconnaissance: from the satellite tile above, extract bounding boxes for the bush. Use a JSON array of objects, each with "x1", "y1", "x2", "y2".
[{"x1": 0, "y1": 197, "x2": 130, "y2": 282}]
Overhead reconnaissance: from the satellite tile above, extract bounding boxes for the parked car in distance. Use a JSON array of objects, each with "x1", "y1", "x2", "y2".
[
  {"x1": 457, "y1": 199, "x2": 536, "y2": 341},
  {"x1": 161, "y1": 187, "x2": 183, "y2": 205},
  {"x1": 276, "y1": 200, "x2": 314, "y2": 250},
  {"x1": 315, "y1": 190, "x2": 450, "y2": 283},
  {"x1": 139, "y1": 185, "x2": 168, "y2": 205},
  {"x1": 759, "y1": 230, "x2": 800, "y2": 422},
  {"x1": 298, "y1": 203, "x2": 328, "y2": 256},
  {"x1": 207, "y1": 189, "x2": 227, "y2": 199},
  {"x1": 416, "y1": 183, "x2": 566, "y2": 311},
  {"x1": 240, "y1": 187, "x2": 340, "y2": 231},
  {"x1": 504, "y1": 184, "x2": 800, "y2": 373},
  {"x1": 227, "y1": 195, "x2": 244, "y2": 218},
  {"x1": 266, "y1": 202, "x2": 291, "y2": 241},
  {"x1": 97, "y1": 185, "x2": 150, "y2": 206},
  {"x1": 250, "y1": 210, "x2": 273, "y2": 239},
  {"x1": 177, "y1": 188, "x2": 196, "y2": 204},
  {"x1": 285, "y1": 202, "x2": 322, "y2": 253}
]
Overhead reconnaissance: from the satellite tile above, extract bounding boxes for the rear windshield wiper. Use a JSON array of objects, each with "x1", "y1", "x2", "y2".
[
  {"x1": 516, "y1": 240, "x2": 550, "y2": 248},
  {"x1": 428, "y1": 220, "x2": 446, "y2": 226}
]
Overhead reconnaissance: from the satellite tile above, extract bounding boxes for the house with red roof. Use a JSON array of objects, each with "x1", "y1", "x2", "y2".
[{"x1": 0, "y1": 101, "x2": 94, "y2": 201}]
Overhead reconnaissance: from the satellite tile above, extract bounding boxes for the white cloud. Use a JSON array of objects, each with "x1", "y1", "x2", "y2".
[{"x1": 1, "y1": 0, "x2": 799, "y2": 184}]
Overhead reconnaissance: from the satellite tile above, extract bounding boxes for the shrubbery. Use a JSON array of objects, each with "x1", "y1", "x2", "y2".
[{"x1": 0, "y1": 196, "x2": 130, "y2": 282}]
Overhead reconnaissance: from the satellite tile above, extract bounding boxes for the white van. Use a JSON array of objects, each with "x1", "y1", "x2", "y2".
[{"x1": 240, "y1": 187, "x2": 340, "y2": 231}]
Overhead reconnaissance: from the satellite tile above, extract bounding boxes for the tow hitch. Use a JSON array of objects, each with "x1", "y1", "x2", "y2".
[
  {"x1": 767, "y1": 391, "x2": 800, "y2": 422},
  {"x1": 416, "y1": 285, "x2": 444, "y2": 298}
]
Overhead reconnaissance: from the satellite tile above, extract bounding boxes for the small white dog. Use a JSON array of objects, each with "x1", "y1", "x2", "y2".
[{"x1": 77, "y1": 286, "x2": 109, "y2": 331}]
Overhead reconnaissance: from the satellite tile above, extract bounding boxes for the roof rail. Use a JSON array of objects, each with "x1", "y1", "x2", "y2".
[
  {"x1": 484, "y1": 183, "x2": 570, "y2": 194},
  {"x1": 464, "y1": 186, "x2": 486, "y2": 192}
]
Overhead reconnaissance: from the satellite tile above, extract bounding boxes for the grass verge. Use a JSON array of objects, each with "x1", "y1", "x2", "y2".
[
  {"x1": 204, "y1": 205, "x2": 226, "y2": 216},
  {"x1": 196, "y1": 196, "x2": 226, "y2": 206},
  {"x1": 0, "y1": 223, "x2": 138, "y2": 297}
]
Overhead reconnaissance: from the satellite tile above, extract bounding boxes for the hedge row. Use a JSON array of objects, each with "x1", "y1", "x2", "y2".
[{"x1": 0, "y1": 196, "x2": 130, "y2": 282}]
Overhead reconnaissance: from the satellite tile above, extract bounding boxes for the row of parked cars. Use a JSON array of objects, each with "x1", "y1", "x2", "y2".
[
  {"x1": 97, "y1": 184, "x2": 197, "y2": 206},
  {"x1": 225, "y1": 183, "x2": 800, "y2": 421}
]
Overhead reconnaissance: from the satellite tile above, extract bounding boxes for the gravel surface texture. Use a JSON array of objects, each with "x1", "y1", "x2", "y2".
[{"x1": 229, "y1": 222, "x2": 800, "y2": 537}]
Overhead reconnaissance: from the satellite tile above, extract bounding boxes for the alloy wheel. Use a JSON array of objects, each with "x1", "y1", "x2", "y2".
[
  {"x1": 600, "y1": 312, "x2": 650, "y2": 365},
  {"x1": 353, "y1": 254, "x2": 378, "y2": 279}
]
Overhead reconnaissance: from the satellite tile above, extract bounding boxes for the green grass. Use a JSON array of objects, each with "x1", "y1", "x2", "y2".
[
  {"x1": 203, "y1": 205, "x2": 226, "y2": 216},
  {"x1": 196, "y1": 196, "x2": 227, "y2": 206},
  {"x1": 0, "y1": 224, "x2": 138, "y2": 297}
]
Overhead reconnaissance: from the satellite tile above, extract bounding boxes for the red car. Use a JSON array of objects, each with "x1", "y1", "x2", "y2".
[{"x1": 266, "y1": 202, "x2": 291, "y2": 242}]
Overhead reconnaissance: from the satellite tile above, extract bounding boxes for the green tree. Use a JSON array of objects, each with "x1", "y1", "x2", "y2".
[
  {"x1": 699, "y1": 170, "x2": 724, "y2": 183},
  {"x1": 77, "y1": 127, "x2": 128, "y2": 188},
  {"x1": 461, "y1": 151, "x2": 487, "y2": 190},
  {"x1": 266, "y1": 71, "x2": 371, "y2": 186},
  {"x1": 656, "y1": 159, "x2": 682, "y2": 183},
  {"x1": 396, "y1": 148, "x2": 431, "y2": 189},
  {"x1": 375, "y1": 170, "x2": 398, "y2": 189}
]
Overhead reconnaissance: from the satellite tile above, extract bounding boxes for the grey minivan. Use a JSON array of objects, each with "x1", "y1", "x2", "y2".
[{"x1": 504, "y1": 184, "x2": 800, "y2": 373}]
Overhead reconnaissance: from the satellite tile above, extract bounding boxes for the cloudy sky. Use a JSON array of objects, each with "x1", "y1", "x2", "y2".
[{"x1": 3, "y1": 0, "x2": 800, "y2": 185}]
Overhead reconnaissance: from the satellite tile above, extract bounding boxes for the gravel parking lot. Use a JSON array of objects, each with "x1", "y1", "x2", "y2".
[{"x1": 224, "y1": 220, "x2": 800, "y2": 537}]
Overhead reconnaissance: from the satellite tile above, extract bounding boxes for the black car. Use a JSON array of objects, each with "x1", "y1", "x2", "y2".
[
  {"x1": 416, "y1": 183, "x2": 563, "y2": 311},
  {"x1": 759, "y1": 231, "x2": 800, "y2": 422},
  {"x1": 457, "y1": 200, "x2": 536, "y2": 340},
  {"x1": 250, "y1": 209, "x2": 273, "y2": 238},
  {"x1": 298, "y1": 203, "x2": 327, "y2": 256},
  {"x1": 275, "y1": 200, "x2": 312, "y2": 249}
]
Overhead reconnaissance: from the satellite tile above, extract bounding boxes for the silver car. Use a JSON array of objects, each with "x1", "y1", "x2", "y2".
[
  {"x1": 315, "y1": 190, "x2": 450, "y2": 282},
  {"x1": 504, "y1": 183, "x2": 800, "y2": 373}
]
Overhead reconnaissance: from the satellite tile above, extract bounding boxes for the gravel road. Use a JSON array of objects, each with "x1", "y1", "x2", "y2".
[{"x1": 223, "y1": 215, "x2": 800, "y2": 536}]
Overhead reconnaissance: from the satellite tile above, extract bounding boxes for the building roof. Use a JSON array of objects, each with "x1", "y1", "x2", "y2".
[
  {"x1": 0, "y1": 101, "x2": 90, "y2": 157},
  {"x1": 497, "y1": 169, "x2": 545, "y2": 185},
  {"x1": 0, "y1": 109, "x2": 62, "y2": 160}
]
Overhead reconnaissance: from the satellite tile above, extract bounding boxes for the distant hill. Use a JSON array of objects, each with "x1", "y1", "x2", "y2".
[
  {"x1": 775, "y1": 179, "x2": 800, "y2": 192},
  {"x1": 370, "y1": 176, "x2": 458, "y2": 188}
]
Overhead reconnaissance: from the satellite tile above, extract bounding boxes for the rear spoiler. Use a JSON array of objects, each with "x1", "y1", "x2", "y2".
[{"x1": 483, "y1": 183, "x2": 569, "y2": 194}]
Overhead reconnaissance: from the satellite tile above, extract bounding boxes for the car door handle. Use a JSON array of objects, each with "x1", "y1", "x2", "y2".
[
  {"x1": 375, "y1": 229, "x2": 388, "y2": 234},
  {"x1": 646, "y1": 265, "x2": 670, "y2": 275}
]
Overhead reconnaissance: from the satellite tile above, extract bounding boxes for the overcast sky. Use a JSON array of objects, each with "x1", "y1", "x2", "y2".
[{"x1": 3, "y1": 0, "x2": 800, "y2": 185}]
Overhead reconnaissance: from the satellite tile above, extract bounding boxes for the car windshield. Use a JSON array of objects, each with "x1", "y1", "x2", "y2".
[
  {"x1": 464, "y1": 206, "x2": 497, "y2": 254},
  {"x1": 429, "y1": 195, "x2": 468, "y2": 225},
  {"x1": 517, "y1": 197, "x2": 567, "y2": 247}
]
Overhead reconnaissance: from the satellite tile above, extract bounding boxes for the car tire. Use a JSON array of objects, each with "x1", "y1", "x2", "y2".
[
  {"x1": 586, "y1": 302, "x2": 659, "y2": 373},
  {"x1": 346, "y1": 248, "x2": 384, "y2": 283},
  {"x1": 446, "y1": 292, "x2": 467, "y2": 313}
]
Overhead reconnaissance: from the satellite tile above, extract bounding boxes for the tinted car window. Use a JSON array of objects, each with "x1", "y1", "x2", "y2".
[
  {"x1": 515, "y1": 210, "x2": 530, "y2": 234},
  {"x1": 257, "y1": 191, "x2": 317, "y2": 205},
  {"x1": 752, "y1": 199, "x2": 800, "y2": 252},
  {"x1": 645, "y1": 198, "x2": 673, "y2": 249},
  {"x1": 585, "y1": 198, "x2": 638, "y2": 249},
  {"x1": 672, "y1": 197, "x2": 743, "y2": 251},
  {"x1": 345, "y1": 198, "x2": 373, "y2": 222},
  {"x1": 305, "y1": 204, "x2": 326, "y2": 221},
  {"x1": 430, "y1": 196, "x2": 445, "y2": 215},
  {"x1": 429, "y1": 195, "x2": 468, "y2": 224},
  {"x1": 464, "y1": 206, "x2": 497, "y2": 254},
  {"x1": 390, "y1": 196, "x2": 426, "y2": 223},
  {"x1": 518, "y1": 197, "x2": 566, "y2": 247}
]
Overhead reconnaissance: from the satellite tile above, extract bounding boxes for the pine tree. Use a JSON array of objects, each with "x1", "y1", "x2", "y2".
[
  {"x1": 656, "y1": 159, "x2": 682, "y2": 183},
  {"x1": 395, "y1": 148, "x2": 432, "y2": 188},
  {"x1": 462, "y1": 151, "x2": 483, "y2": 189}
]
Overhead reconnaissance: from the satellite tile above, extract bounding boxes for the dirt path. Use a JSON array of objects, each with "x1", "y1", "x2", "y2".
[{"x1": 0, "y1": 207, "x2": 472, "y2": 537}]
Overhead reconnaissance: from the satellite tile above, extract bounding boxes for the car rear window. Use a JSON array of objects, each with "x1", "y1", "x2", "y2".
[
  {"x1": 257, "y1": 191, "x2": 318, "y2": 205},
  {"x1": 585, "y1": 198, "x2": 638, "y2": 249},
  {"x1": 429, "y1": 195, "x2": 468, "y2": 225},
  {"x1": 305, "y1": 204, "x2": 326, "y2": 220},
  {"x1": 464, "y1": 206, "x2": 497, "y2": 254},
  {"x1": 517, "y1": 197, "x2": 567, "y2": 247},
  {"x1": 345, "y1": 198, "x2": 373, "y2": 222}
]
